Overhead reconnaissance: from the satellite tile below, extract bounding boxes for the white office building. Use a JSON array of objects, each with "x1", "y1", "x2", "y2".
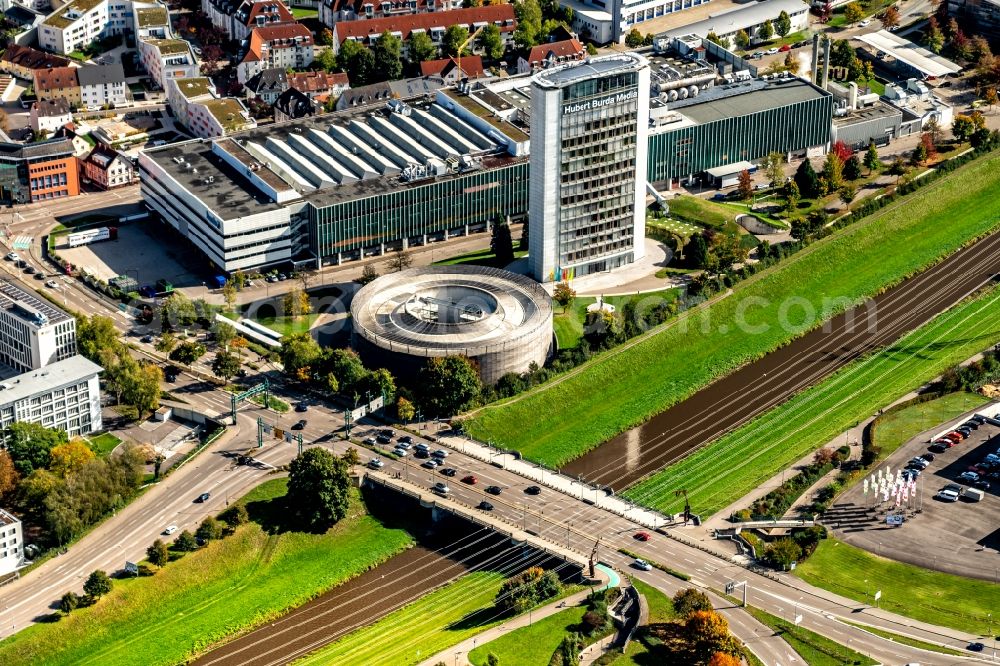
[
  {"x1": 0, "y1": 280, "x2": 77, "y2": 374},
  {"x1": 0, "y1": 280, "x2": 102, "y2": 436},
  {"x1": 528, "y1": 53, "x2": 650, "y2": 283},
  {"x1": 0, "y1": 509, "x2": 23, "y2": 576}
]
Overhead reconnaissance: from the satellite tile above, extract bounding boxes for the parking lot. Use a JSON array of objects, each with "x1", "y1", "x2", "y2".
[
  {"x1": 59, "y1": 219, "x2": 212, "y2": 289},
  {"x1": 825, "y1": 402, "x2": 1000, "y2": 582}
]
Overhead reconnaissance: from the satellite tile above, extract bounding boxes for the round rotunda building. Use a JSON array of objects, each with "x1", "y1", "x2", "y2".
[{"x1": 350, "y1": 266, "x2": 553, "y2": 385}]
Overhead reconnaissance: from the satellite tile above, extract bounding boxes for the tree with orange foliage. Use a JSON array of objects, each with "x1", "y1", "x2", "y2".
[
  {"x1": 687, "y1": 610, "x2": 741, "y2": 661},
  {"x1": 708, "y1": 652, "x2": 742, "y2": 666},
  {"x1": 0, "y1": 450, "x2": 19, "y2": 498},
  {"x1": 49, "y1": 439, "x2": 96, "y2": 478}
]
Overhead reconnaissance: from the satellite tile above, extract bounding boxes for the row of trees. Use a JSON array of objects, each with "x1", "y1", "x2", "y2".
[
  {"x1": 279, "y1": 337, "x2": 395, "y2": 399},
  {"x1": 0, "y1": 424, "x2": 147, "y2": 547},
  {"x1": 708, "y1": 9, "x2": 794, "y2": 50},
  {"x1": 78, "y1": 315, "x2": 162, "y2": 419}
]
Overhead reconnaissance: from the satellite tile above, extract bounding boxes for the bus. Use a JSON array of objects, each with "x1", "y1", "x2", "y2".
[{"x1": 67, "y1": 227, "x2": 117, "y2": 248}]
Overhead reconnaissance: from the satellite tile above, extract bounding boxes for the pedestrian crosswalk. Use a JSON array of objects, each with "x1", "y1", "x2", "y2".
[{"x1": 11, "y1": 236, "x2": 32, "y2": 250}]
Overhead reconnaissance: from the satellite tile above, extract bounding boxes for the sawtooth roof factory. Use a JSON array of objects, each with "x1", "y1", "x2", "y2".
[{"x1": 138, "y1": 36, "x2": 834, "y2": 275}]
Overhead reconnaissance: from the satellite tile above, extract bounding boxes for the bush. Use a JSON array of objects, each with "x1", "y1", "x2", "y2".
[
  {"x1": 146, "y1": 539, "x2": 169, "y2": 567},
  {"x1": 59, "y1": 591, "x2": 79, "y2": 614},
  {"x1": 218, "y1": 503, "x2": 249, "y2": 528},
  {"x1": 83, "y1": 569, "x2": 112, "y2": 600},
  {"x1": 195, "y1": 517, "x2": 223, "y2": 542},
  {"x1": 494, "y1": 567, "x2": 561, "y2": 615}
]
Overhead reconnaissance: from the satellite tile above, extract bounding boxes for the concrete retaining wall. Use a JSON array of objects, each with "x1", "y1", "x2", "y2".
[{"x1": 737, "y1": 214, "x2": 782, "y2": 236}]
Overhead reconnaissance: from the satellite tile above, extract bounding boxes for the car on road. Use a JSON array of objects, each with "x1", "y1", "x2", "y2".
[
  {"x1": 23, "y1": 265, "x2": 34, "y2": 274},
  {"x1": 431, "y1": 449, "x2": 449, "y2": 458},
  {"x1": 462, "y1": 475, "x2": 477, "y2": 484},
  {"x1": 478, "y1": 500, "x2": 494, "y2": 511},
  {"x1": 292, "y1": 419, "x2": 307, "y2": 430},
  {"x1": 958, "y1": 471, "x2": 980, "y2": 483},
  {"x1": 368, "y1": 458, "x2": 384, "y2": 469},
  {"x1": 432, "y1": 482, "x2": 450, "y2": 495},
  {"x1": 440, "y1": 467, "x2": 457, "y2": 477},
  {"x1": 140, "y1": 335, "x2": 154, "y2": 343},
  {"x1": 485, "y1": 485, "x2": 502, "y2": 495},
  {"x1": 414, "y1": 442, "x2": 429, "y2": 452},
  {"x1": 524, "y1": 485, "x2": 541, "y2": 495},
  {"x1": 295, "y1": 402, "x2": 308, "y2": 412},
  {"x1": 414, "y1": 449, "x2": 429, "y2": 458},
  {"x1": 633, "y1": 559, "x2": 653, "y2": 571},
  {"x1": 163, "y1": 525, "x2": 178, "y2": 535},
  {"x1": 45, "y1": 280, "x2": 59, "y2": 289},
  {"x1": 5, "y1": 252, "x2": 17, "y2": 261},
  {"x1": 392, "y1": 447, "x2": 408, "y2": 457},
  {"x1": 969, "y1": 642, "x2": 985, "y2": 652},
  {"x1": 634, "y1": 531, "x2": 651, "y2": 541},
  {"x1": 421, "y1": 460, "x2": 438, "y2": 469},
  {"x1": 195, "y1": 492, "x2": 211, "y2": 503},
  {"x1": 859, "y1": 19, "x2": 871, "y2": 27},
  {"x1": 34, "y1": 273, "x2": 44, "y2": 280}
]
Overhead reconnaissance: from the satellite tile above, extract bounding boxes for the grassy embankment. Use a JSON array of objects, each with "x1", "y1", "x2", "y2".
[
  {"x1": 626, "y1": 285, "x2": 1000, "y2": 516},
  {"x1": 743, "y1": 605, "x2": 877, "y2": 666},
  {"x1": 553, "y1": 288, "x2": 680, "y2": 350},
  {"x1": 466, "y1": 149, "x2": 1000, "y2": 468},
  {"x1": 0, "y1": 479, "x2": 413, "y2": 666},
  {"x1": 871, "y1": 391, "x2": 989, "y2": 457},
  {"x1": 467, "y1": 606, "x2": 588, "y2": 665},
  {"x1": 795, "y1": 538, "x2": 1000, "y2": 636}
]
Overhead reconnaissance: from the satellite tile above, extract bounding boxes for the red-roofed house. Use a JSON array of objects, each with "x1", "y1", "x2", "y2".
[
  {"x1": 231, "y1": 0, "x2": 297, "y2": 41},
  {"x1": 33, "y1": 66, "x2": 80, "y2": 105},
  {"x1": 517, "y1": 38, "x2": 585, "y2": 74},
  {"x1": 288, "y1": 71, "x2": 350, "y2": 103},
  {"x1": 237, "y1": 22, "x2": 315, "y2": 83},
  {"x1": 419, "y1": 55, "x2": 484, "y2": 84},
  {"x1": 331, "y1": 5, "x2": 515, "y2": 55},
  {"x1": 320, "y1": 0, "x2": 461, "y2": 27}
]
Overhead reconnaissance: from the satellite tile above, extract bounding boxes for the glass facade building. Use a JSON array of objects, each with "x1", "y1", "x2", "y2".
[
  {"x1": 309, "y1": 161, "x2": 530, "y2": 260},
  {"x1": 529, "y1": 53, "x2": 650, "y2": 283},
  {"x1": 647, "y1": 81, "x2": 833, "y2": 186}
]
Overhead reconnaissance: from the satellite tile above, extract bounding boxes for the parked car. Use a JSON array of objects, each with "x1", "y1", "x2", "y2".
[
  {"x1": 5, "y1": 252, "x2": 18, "y2": 261},
  {"x1": 421, "y1": 460, "x2": 437, "y2": 469},
  {"x1": 765, "y1": 47, "x2": 779, "y2": 55},
  {"x1": 779, "y1": 44, "x2": 791, "y2": 52},
  {"x1": 929, "y1": 443, "x2": 947, "y2": 453},
  {"x1": 392, "y1": 447, "x2": 408, "y2": 457},
  {"x1": 973, "y1": 479, "x2": 991, "y2": 490},
  {"x1": 364, "y1": 436, "x2": 376, "y2": 445},
  {"x1": 485, "y1": 485, "x2": 502, "y2": 495},
  {"x1": 395, "y1": 441, "x2": 412, "y2": 450},
  {"x1": 376, "y1": 434, "x2": 392, "y2": 444},
  {"x1": 920, "y1": 453, "x2": 935, "y2": 462},
  {"x1": 958, "y1": 471, "x2": 980, "y2": 483},
  {"x1": 633, "y1": 559, "x2": 653, "y2": 571},
  {"x1": 936, "y1": 489, "x2": 960, "y2": 502},
  {"x1": 23, "y1": 265, "x2": 34, "y2": 274},
  {"x1": 431, "y1": 449, "x2": 449, "y2": 458},
  {"x1": 398, "y1": 435, "x2": 413, "y2": 444}
]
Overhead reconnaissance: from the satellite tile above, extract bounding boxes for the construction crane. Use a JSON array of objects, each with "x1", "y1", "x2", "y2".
[{"x1": 456, "y1": 25, "x2": 484, "y2": 83}]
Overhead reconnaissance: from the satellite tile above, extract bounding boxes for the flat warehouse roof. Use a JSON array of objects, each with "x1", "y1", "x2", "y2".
[
  {"x1": 673, "y1": 77, "x2": 829, "y2": 125},
  {"x1": 856, "y1": 30, "x2": 961, "y2": 77}
]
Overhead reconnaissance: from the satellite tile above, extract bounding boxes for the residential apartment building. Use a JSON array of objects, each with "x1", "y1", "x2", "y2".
[
  {"x1": 138, "y1": 38, "x2": 199, "y2": 89},
  {"x1": 29, "y1": 99, "x2": 73, "y2": 134},
  {"x1": 133, "y1": 2, "x2": 170, "y2": 38},
  {"x1": 245, "y1": 67, "x2": 288, "y2": 104},
  {"x1": 320, "y1": 0, "x2": 461, "y2": 27},
  {"x1": 33, "y1": 66, "x2": 80, "y2": 105},
  {"x1": 232, "y1": 0, "x2": 296, "y2": 41},
  {"x1": 0, "y1": 45, "x2": 69, "y2": 81},
  {"x1": 167, "y1": 77, "x2": 257, "y2": 138},
  {"x1": 330, "y1": 4, "x2": 516, "y2": 55},
  {"x1": 82, "y1": 145, "x2": 137, "y2": 189},
  {"x1": 287, "y1": 70, "x2": 349, "y2": 102},
  {"x1": 420, "y1": 55, "x2": 484, "y2": 83},
  {"x1": 37, "y1": 0, "x2": 133, "y2": 55},
  {"x1": 0, "y1": 510, "x2": 23, "y2": 576},
  {"x1": 237, "y1": 22, "x2": 315, "y2": 84},
  {"x1": 273, "y1": 87, "x2": 317, "y2": 121},
  {"x1": 77, "y1": 63, "x2": 128, "y2": 109},
  {"x1": 517, "y1": 38, "x2": 585, "y2": 74}
]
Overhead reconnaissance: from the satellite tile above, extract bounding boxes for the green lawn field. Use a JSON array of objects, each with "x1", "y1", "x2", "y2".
[
  {"x1": 666, "y1": 195, "x2": 737, "y2": 228},
  {"x1": 468, "y1": 605, "x2": 587, "y2": 666},
  {"x1": 297, "y1": 572, "x2": 505, "y2": 666},
  {"x1": 743, "y1": 605, "x2": 877, "y2": 666},
  {"x1": 607, "y1": 579, "x2": 678, "y2": 666},
  {"x1": 553, "y1": 288, "x2": 680, "y2": 350},
  {"x1": 840, "y1": 620, "x2": 966, "y2": 656},
  {"x1": 795, "y1": 539, "x2": 1000, "y2": 636},
  {"x1": 625, "y1": 286, "x2": 1000, "y2": 517},
  {"x1": 86, "y1": 432, "x2": 121, "y2": 457},
  {"x1": 434, "y1": 247, "x2": 528, "y2": 269},
  {"x1": 466, "y1": 150, "x2": 1000, "y2": 467},
  {"x1": 0, "y1": 480, "x2": 414, "y2": 666},
  {"x1": 871, "y1": 391, "x2": 989, "y2": 456}
]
